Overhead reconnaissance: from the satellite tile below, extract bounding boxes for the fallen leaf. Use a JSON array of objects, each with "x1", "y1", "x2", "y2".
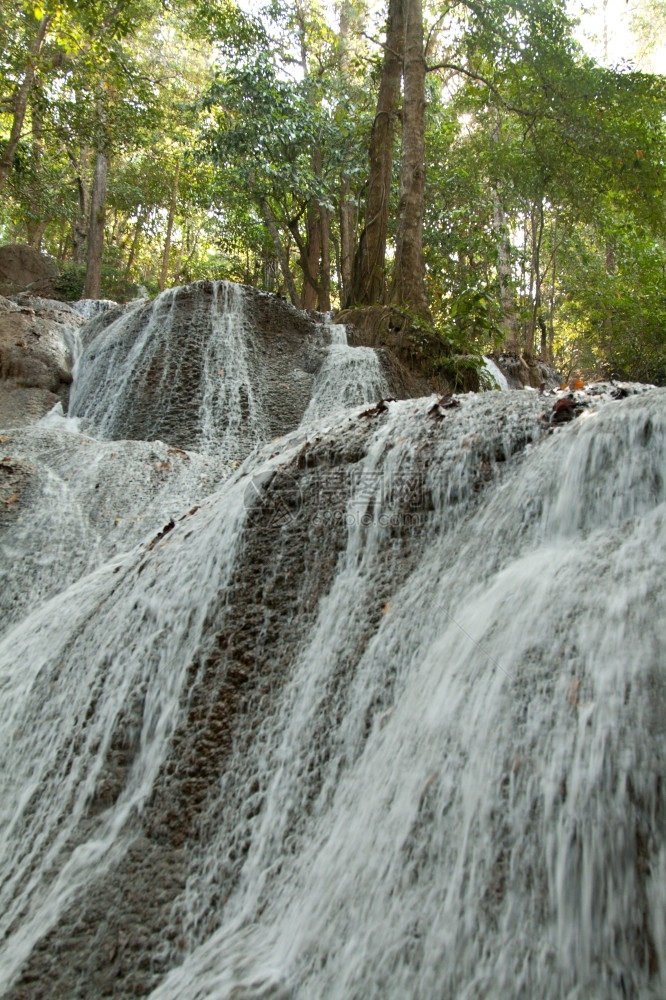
[
  {"x1": 359, "y1": 398, "x2": 394, "y2": 419},
  {"x1": 147, "y1": 519, "x2": 175, "y2": 550},
  {"x1": 381, "y1": 601, "x2": 392, "y2": 615},
  {"x1": 178, "y1": 505, "x2": 201, "y2": 521},
  {"x1": 439, "y1": 394, "x2": 460, "y2": 409},
  {"x1": 167, "y1": 447, "x2": 189, "y2": 460},
  {"x1": 153, "y1": 461, "x2": 171, "y2": 472},
  {"x1": 568, "y1": 677, "x2": 580, "y2": 708},
  {"x1": 5, "y1": 492, "x2": 19, "y2": 506},
  {"x1": 571, "y1": 377, "x2": 585, "y2": 390}
]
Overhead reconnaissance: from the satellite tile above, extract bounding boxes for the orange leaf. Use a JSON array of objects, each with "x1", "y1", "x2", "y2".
[
  {"x1": 5, "y1": 492, "x2": 18, "y2": 506},
  {"x1": 568, "y1": 677, "x2": 580, "y2": 708},
  {"x1": 571, "y1": 377, "x2": 585, "y2": 390}
]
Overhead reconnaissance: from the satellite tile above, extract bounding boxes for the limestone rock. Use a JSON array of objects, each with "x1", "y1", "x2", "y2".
[
  {"x1": 69, "y1": 282, "x2": 434, "y2": 453},
  {"x1": 0, "y1": 294, "x2": 83, "y2": 427},
  {"x1": 0, "y1": 243, "x2": 59, "y2": 297}
]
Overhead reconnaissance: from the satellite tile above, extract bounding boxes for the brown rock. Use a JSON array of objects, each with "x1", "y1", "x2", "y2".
[
  {"x1": 0, "y1": 244, "x2": 59, "y2": 297},
  {"x1": 0, "y1": 295, "x2": 83, "y2": 427}
]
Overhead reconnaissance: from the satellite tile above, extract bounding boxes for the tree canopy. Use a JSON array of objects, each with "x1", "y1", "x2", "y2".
[{"x1": 1, "y1": 0, "x2": 664, "y2": 383}]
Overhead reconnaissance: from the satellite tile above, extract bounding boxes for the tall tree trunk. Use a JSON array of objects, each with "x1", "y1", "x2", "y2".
[
  {"x1": 0, "y1": 16, "x2": 51, "y2": 192},
  {"x1": 259, "y1": 196, "x2": 301, "y2": 307},
  {"x1": 125, "y1": 208, "x2": 147, "y2": 279},
  {"x1": 389, "y1": 0, "x2": 431, "y2": 322},
  {"x1": 302, "y1": 146, "x2": 332, "y2": 311},
  {"x1": 545, "y1": 211, "x2": 559, "y2": 363},
  {"x1": 490, "y1": 121, "x2": 520, "y2": 352},
  {"x1": 158, "y1": 160, "x2": 181, "y2": 292},
  {"x1": 302, "y1": 204, "x2": 321, "y2": 309},
  {"x1": 83, "y1": 150, "x2": 108, "y2": 299},
  {"x1": 339, "y1": 176, "x2": 356, "y2": 306},
  {"x1": 319, "y1": 203, "x2": 331, "y2": 311},
  {"x1": 69, "y1": 146, "x2": 91, "y2": 265},
  {"x1": 492, "y1": 194, "x2": 520, "y2": 351},
  {"x1": 352, "y1": 0, "x2": 404, "y2": 306},
  {"x1": 337, "y1": 0, "x2": 360, "y2": 306},
  {"x1": 524, "y1": 198, "x2": 544, "y2": 357},
  {"x1": 26, "y1": 89, "x2": 45, "y2": 248}
]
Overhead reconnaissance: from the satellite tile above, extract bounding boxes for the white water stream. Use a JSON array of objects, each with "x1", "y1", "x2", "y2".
[
  {"x1": 303, "y1": 322, "x2": 389, "y2": 423},
  {"x1": 0, "y1": 282, "x2": 664, "y2": 999},
  {"x1": 69, "y1": 283, "x2": 271, "y2": 456},
  {"x1": 483, "y1": 355, "x2": 510, "y2": 390},
  {"x1": 150, "y1": 390, "x2": 666, "y2": 1000}
]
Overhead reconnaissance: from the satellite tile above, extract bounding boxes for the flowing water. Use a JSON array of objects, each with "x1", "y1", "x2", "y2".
[
  {"x1": 302, "y1": 322, "x2": 389, "y2": 423},
  {"x1": 68, "y1": 282, "x2": 389, "y2": 455},
  {"x1": 0, "y1": 282, "x2": 664, "y2": 1000},
  {"x1": 483, "y1": 355, "x2": 510, "y2": 390}
]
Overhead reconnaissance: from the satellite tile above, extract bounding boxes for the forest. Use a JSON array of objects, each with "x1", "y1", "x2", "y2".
[{"x1": 1, "y1": 0, "x2": 665, "y2": 385}]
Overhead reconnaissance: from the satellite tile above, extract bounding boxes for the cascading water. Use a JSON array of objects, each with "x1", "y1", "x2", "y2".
[
  {"x1": 302, "y1": 321, "x2": 389, "y2": 423},
  {"x1": 67, "y1": 282, "x2": 390, "y2": 456},
  {"x1": 483, "y1": 354, "x2": 509, "y2": 390},
  {"x1": 0, "y1": 279, "x2": 664, "y2": 1000},
  {"x1": 68, "y1": 282, "x2": 270, "y2": 456}
]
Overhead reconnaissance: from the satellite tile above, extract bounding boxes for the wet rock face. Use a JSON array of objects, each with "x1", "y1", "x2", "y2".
[
  {"x1": 1, "y1": 385, "x2": 665, "y2": 1000},
  {"x1": 0, "y1": 244, "x2": 60, "y2": 298},
  {"x1": 497, "y1": 352, "x2": 562, "y2": 390},
  {"x1": 3, "y1": 398, "x2": 539, "y2": 1000},
  {"x1": 69, "y1": 283, "x2": 329, "y2": 452},
  {"x1": 0, "y1": 295, "x2": 82, "y2": 427},
  {"x1": 0, "y1": 427, "x2": 233, "y2": 635},
  {"x1": 69, "y1": 282, "x2": 425, "y2": 454}
]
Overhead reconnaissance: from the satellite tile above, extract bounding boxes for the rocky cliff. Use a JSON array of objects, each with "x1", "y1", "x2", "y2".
[{"x1": 0, "y1": 282, "x2": 664, "y2": 1000}]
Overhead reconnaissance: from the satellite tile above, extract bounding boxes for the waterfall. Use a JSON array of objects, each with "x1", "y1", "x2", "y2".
[
  {"x1": 68, "y1": 283, "x2": 388, "y2": 456},
  {"x1": 0, "y1": 280, "x2": 664, "y2": 1000},
  {"x1": 302, "y1": 320, "x2": 389, "y2": 423},
  {"x1": 323, "y1": 322, "x2": 350, "y2": 345},
  {"x1": 483, "y1": 355, "x2": 509, "y2": 390},
  {"x1": 68, "y1": 283, "x2": 271, "y2": 456}
]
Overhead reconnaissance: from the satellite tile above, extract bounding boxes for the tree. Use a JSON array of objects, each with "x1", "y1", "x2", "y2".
[
  {"x1": 351, "y1": 0, "x2": 403, "y2": 306},
  {"x1": 389, "y1": 0, "x2": 430, "y2": 321},
  {"x1": 0, "y1": 10, "x2": 52, "y2": 193}
]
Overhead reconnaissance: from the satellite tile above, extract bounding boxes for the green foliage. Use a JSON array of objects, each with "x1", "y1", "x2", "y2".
[
  {"x1": 434, "y1": 353, "x2": 484, "y2": 393},
  {"x1": 1, "y1": 0, "x2": 664, "y2": 385},
  {"x1": 553, "y1": 214, "x2": 666, "y2": 384},
  {"x1": 53, "y1": 262, "x2": 85, "y2": 300}
]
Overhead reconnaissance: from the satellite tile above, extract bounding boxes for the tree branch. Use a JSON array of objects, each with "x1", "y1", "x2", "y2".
[
  {"x1": 361, "y1": 31, "x2": 403, "y2": 61},
  {"x1": 426, "y1": 61, "x2": 536, "y2": 118}
]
